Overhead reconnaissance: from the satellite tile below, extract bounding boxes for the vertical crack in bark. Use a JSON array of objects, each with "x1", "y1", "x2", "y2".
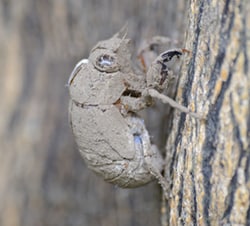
[
  {"x1": 222, "y1": 92, "x2": 246, "y2": 221},
  {"x1": 245, "y1": 154, "x2": 250, "y2": 183},
  {"x1": 202, "y1": 117, "x2": 216, "y2": 226},
  {"x1": 239, "y1": 14, "x2": 250, "y2": 225},
  {"x1": 246, "y1": 77, "x2": 250, "y2": 182},
  {"x1": 169, "y1": 113, "x2": 185, "y2": 179},
  {"x1": 184, "y1": 1, "x2": 204, "y2": 106},
  {"x1": 191, "y1": 157, "x2": 198, "y2": 226},
  {"x1": 202, "y1": 46, "x2": 238, "y2": 226},
  {"x1": 169, "y1": 0, "x2": 205, "y2": 188},
  {"x1": 247, "y1": 205, "x2": 250, "y2": 225},
  {"x1": 177, "y1": 174, "x2": 184, "y2": 224},
  {"x1": 201, "y1": 1, "x2": 235, "y2": 224},
  {"x1": 239, "y1": 2, "x2": 249, "y2": 75},
  {"x1": 207, "y1": 0, "x2": 234, "y2": 98}
]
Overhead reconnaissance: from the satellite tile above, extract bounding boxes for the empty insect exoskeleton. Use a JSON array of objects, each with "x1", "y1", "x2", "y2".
[{"x1": 68, "y1": 28, "x2": 200, "y2": 191}]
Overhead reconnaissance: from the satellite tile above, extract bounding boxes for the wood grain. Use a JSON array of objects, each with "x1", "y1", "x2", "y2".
[{"x1": 165, "y1": 0, "x2": 250, "y2": 225}]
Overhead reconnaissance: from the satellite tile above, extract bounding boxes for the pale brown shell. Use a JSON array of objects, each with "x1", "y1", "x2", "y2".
[{"x1": 68, "y1": 30, "x2": 163, "y2": 188}]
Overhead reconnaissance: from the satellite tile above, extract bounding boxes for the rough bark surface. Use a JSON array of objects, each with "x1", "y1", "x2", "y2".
[
  {"x1": 0, "y1": 1, "x2": 187, "y2": 226},
  {"x1": 164, "y1": 0, "x2": 250, "y2": 225}
]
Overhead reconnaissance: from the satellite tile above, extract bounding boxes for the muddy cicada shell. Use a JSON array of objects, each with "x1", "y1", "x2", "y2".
[{"x1": 68, "y1": 28, "x2": 164, "y2": 188}]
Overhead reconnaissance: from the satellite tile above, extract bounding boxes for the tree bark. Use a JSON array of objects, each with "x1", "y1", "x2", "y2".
[
  {"x1": 164, "y1": 0, "x2": 250, "y2": 225},
  {"x1": 0, "y1": 1, "x2": 187, "y2": 226}
]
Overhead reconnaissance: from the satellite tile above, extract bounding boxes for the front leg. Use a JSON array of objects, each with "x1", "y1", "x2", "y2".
[
  {"x1": 145, "y1": 49, "x2": 202, "y2": 119},
  {"x1": 147, "y1": 48, "x2": 188, "y2": 91}
]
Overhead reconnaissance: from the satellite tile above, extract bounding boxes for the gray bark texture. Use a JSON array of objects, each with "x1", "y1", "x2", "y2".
[{"x1": 164, "y1": 0, "x2": 250, "y2": 226}]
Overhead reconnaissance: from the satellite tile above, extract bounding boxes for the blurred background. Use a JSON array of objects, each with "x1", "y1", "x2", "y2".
[{"x1": 0, "y1": 0, "x2": 187, "y2": 225}]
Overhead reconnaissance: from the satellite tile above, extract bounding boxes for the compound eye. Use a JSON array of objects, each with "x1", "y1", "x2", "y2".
[
  {"x1": 97, "y1": 54, "x2": 115, "y2": 68},
  {"x1": 90, "y1": 51, "x2": 120, "y2": 73}
]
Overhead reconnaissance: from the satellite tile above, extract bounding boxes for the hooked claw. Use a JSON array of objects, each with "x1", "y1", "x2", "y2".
[
  {"x1": 160, "y1": 48, "x2": 189, "y2": 63},
  {"x1": 156, "y1": 48, "x2": 190, "y2": 86}
]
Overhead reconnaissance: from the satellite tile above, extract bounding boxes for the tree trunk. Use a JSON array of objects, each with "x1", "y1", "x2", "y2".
[
  {"x1": 0, "y1": 1, "x2": 186, "y2": 226},
  {"x1": 164, "y1": 0, "x2": 250, "y2": 225}
]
